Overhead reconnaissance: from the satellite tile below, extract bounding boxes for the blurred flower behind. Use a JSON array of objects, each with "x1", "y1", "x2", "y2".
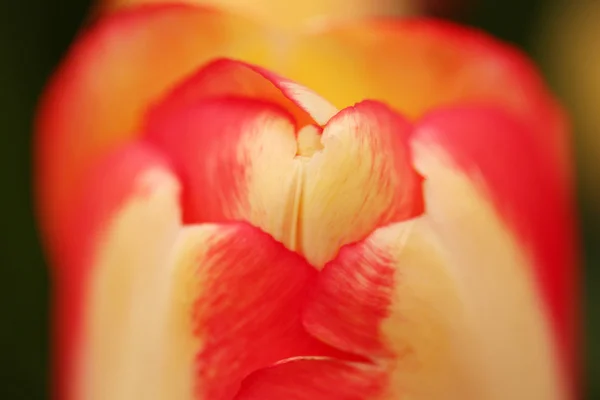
[{"x1": 35, "y1": 1, "x2": 578, "y2": 400}]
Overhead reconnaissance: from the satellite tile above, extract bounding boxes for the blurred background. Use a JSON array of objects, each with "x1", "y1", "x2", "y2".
[{"x1": 0, "y1": 0, "x2": 597, "y2": 398}]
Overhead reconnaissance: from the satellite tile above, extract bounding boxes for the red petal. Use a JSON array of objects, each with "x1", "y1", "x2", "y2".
[
  {"x1": 145, "y1": 96, "x2": 299, "y2": 234},
  {"x1": 303, "y1": 234, "x2": 396, "y2": 359},
  {"x1": 162, "y1": 223, "x2": 346, "y2": 400},
  {"x1": 235, "y1": 357, "x2": 388, "y2": 400}
]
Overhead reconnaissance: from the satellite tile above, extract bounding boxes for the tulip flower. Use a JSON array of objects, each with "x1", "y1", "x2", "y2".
[{"x1": 36, "y1": 3, "x2": 578, "y2": 400}]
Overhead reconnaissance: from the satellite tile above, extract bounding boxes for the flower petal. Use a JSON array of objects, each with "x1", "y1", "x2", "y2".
[
  {"x1": 298, "y1": 100, "x2": 423, "y2": 266},
  {"x1": 234, "y1": 357, "x2": 387, "y2": 400},
  {"x1": 145, "y1": 96, "x2": 302, "y2": 249},
  {"x1": 36, "y1": 4, "x2": 266, "y2": 264},
  {"x1": 148, "y1": 58, "x2": 338, "y2": 129},
  {"x1": 161, "y1": 223, "x2": 348, "y2": 400},
  {"x1": 54, "y1": 142, "x2": 182, "y2": 400},
  {"x1": 304, "y1": 107, "x2": 573, "y2": 399},
  {"x1": 146, "y1": 97, "x2": 422, "y2": 267},
  {"x1": 413, "y1": 105, "x2": 577, "y2": 394}
]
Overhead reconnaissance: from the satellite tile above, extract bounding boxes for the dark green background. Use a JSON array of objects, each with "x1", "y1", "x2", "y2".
[{"x1": 0, "y1": 0, "x2": 597, "y2": 398}]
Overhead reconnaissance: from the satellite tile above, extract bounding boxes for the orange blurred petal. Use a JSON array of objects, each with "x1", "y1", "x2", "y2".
[
  {"x1": 148, "y1": 58, "x2": 338, "y2": 129},
  {"x1": 286, "y1": 19, "x2": 569, "y2": 167}
]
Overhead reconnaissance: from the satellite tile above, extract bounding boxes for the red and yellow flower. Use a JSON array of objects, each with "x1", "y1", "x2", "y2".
[{"x1": 36, "y1": 2, "x2": 578, "y2": 400}]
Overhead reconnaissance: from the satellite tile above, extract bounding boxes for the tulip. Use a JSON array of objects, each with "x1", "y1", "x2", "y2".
[{"x1": 36, "y1": 3, "x2": 577, "y2": 400}]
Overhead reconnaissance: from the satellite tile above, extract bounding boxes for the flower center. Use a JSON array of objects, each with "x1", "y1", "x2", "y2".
[{"x1": 295, "y1": 124, "x2": 323, "y2": 158}]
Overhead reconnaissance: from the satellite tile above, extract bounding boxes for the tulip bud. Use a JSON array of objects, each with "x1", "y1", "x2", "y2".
[{"x1": 37, "y1": 4, "x2": 577, "y2": 400}]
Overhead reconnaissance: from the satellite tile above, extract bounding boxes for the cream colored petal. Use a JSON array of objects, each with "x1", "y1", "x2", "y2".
[
  {"x1": 80, "y1": 168, "x2": 182, "y2": 400},
  {"x1": 297, "y1": 101, "x2": 422, "y2": 267},
  {"x1": 394, "y1": 140, "x2": 565, "y2": 399}
]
